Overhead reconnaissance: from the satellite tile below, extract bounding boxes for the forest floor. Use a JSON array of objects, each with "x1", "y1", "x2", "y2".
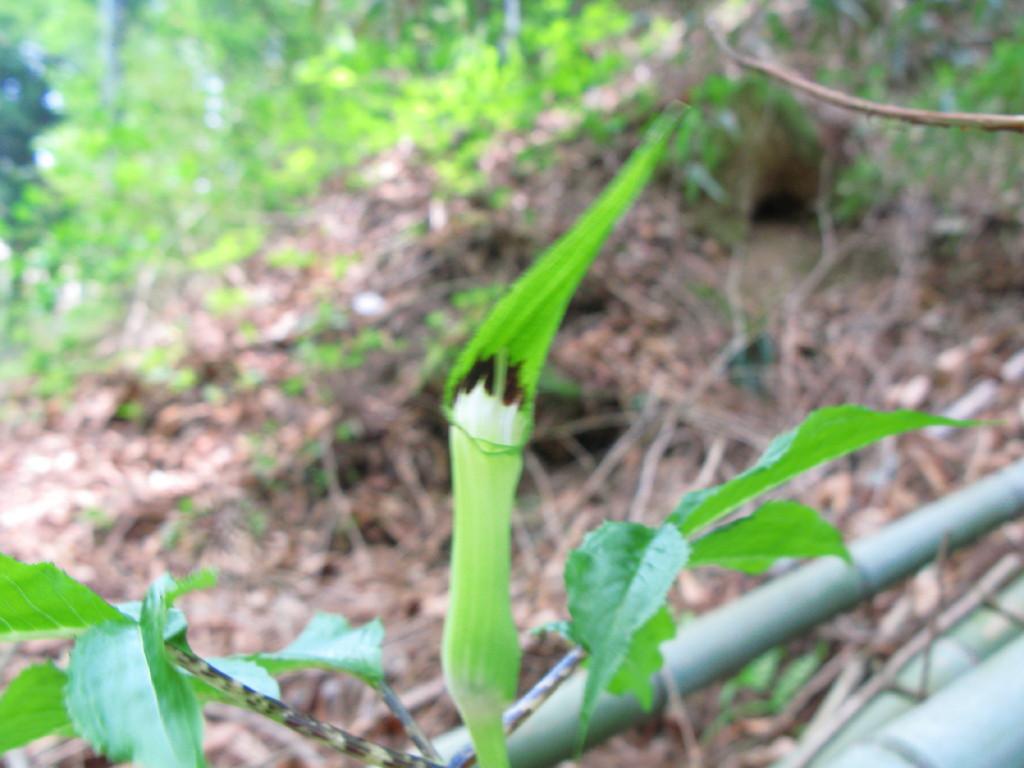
[{"x1": 2, "y1": 81, "x2": 1024, "y2": 767}]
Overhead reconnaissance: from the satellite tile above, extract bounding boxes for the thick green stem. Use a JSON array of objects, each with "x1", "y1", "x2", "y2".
[
  {"x1": 466, "y1": 712, "x2": 511, "y2": 768},
  {"x1": 443, "y1": 424, "x2": 523, "y2": 768}
]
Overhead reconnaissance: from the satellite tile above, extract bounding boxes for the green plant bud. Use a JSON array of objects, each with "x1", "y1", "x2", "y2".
[
  {"x1": 443, "y1": 357, "x2": 526, "y2": 768},
  {"x1": 441, "y1": 111, "x2": 679, "y2": 766}
]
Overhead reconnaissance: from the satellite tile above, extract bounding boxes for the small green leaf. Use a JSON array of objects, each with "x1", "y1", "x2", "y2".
[
  {"x1": 0, "y1": 552, "x2": 126, "y2": 641},
  {"x1": 112, "y1": 570, "x2": 213, "y2": 651},
  {"x1": 689, "y1": 501, "x2": 851, "y2": 573},
  {"x1": 444, "y1": 109, "x2": 681, "y2": 419},
  {"x1": 66, "y1": 623, "x2": 206, "y2": 768},
  {"x1": 117, "y1": 603, "x2": 189, "y2": 640},
  {"x1": 164, "y1": 569, "x2": 217, "y2": 602},
  {"x1": 189, "y1": 658, "x2": 281, "y2": 703},
  {"x1": 65, "y1": 574, "x2": 207, "y2": 768},
  {"x1": 565, "y1": 522, "x2": 689, "y2": 745},
  {"x1": 0, "y1": 663, "x2": 73, "y2": 751},
  {"x1": 771, "y1": 646, "x2": 826, "y2": 711},
  {"x1": 242, "y1": 613, "x2": 384, "y2": 686},
  {"x1": 671, "y1": 406, "x2": 976, "y2": 535},
  {"x1": 735, "y1": 648, "x2": 783, "y2": 694},
  {"x1": 606, "y1": 606, "x2": 677, "y2": 709}
]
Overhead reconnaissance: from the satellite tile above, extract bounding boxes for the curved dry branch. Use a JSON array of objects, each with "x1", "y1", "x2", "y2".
[{"x1": 708, "y1": 24, "x2": 1024, "y2": 133}]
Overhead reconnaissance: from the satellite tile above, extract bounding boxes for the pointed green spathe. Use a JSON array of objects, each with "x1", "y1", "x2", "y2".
[
  {"x1": 442, "y1": 110, "x2": 680, "y2": 768},
  {"x1": 444, "y1": 108, "x2": 681, "y2": 425}
]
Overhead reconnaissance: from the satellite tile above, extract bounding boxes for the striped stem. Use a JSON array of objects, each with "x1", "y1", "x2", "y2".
[{"x1": 167, "y1": 645, "x2": 442, "y2": 768}]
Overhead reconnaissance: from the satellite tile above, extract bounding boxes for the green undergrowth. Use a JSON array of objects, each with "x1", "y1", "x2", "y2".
[{"x1": 0, "y1": 0, "x2": 665, "y2": 397}]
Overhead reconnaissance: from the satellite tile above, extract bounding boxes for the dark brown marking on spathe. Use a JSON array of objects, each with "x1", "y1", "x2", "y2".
[
  {"x1": 459, "y1": 357, "x2": 495, "y2": 396},
  {"x1": 502, "y1": 362, "x2": 523, "y2": 406},
  {"x1": 458, "y1": 355, "x2": 524, "y2": 406}
]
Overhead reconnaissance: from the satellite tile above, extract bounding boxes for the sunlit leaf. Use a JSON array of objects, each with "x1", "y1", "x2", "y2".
[
  {"x1": 0, "y1": 663, "x2": 73, "y2": 752},
  {"x1": 65, "y1": 575, "x2": 207, "y2": 768},
  {"x1": 242, "y1": 613, "x2": 384, "y2": 686},
  {"x1": 0, "y1": 552, "x2": 126, "y2": 642},
  {"x1": 565, "y1": 522, "x2": 689, "y2": 745},
  {"x1": 690, "y1": 501, "x2": 850, "y2": 573},
  {"x1": 671, "y1": 406, "x2": 976, "y2": 535},
  {"x1": 605, "y1": 606, "x2": 677, "y2": 709}
]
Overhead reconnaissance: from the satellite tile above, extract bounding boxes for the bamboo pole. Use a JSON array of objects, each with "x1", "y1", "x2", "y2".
[
  {"x1": 825, "y1": 633, "x2": 1024, "y2": 768},
  {"x1": 784, "y1": 571, "x2": 1024, "y2": 767},
  {"x1": 435, "y1": 459, "x2": 1024, "y2": 766}
]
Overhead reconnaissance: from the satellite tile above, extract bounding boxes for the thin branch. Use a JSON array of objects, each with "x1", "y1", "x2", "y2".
[
  {"x1": 168, "y1": 645, "x2": 442, "y2": 768},
  {"x1": 319, "y1": 427, "x2": 367, "y2": 548},
  {"x1": 503, "y1": 646, "x2": 587, "y2": 735},
  {"x1": 447, "y1": 647, "x2": 588, "y2": 768},
  {"x1": 379, "y1": 680, "x2": 443, "y2": 763},
  {"x1": 628, "y1": 405, "x2": 679, "y2": 521},
  {"x1": 917, "y1": 534, "x2": 950, "y2": 699},
  {"x1": 707, "y1": 24, "x2": 1024, "y2": 133}
]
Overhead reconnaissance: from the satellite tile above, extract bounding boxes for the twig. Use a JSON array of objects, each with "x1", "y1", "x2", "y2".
[
  {"x1": 707, "y1": 24, "x2": 1024, "y2": 133},
  {"x1": 572, "y1": 397, "x2": 658, "y2": 509},
  {"x1": 503, "y1": 647, "x2": 587, "y2": 735},
  {"x1": 167, "y1": 645, "x2": 442, "y2": 768},
  {"x1": 984, "y1": 597, "x2": 1024, "y2": 628},
  {"x1": 917, "y1": 535, "x2": 950, "y2": 699},
  {"x1": 785, "y1": 553, "x2": 1023, "y2": 768},
  {"x1": 391, "y1": 447, "x2": 439, "y2": 531},
  {"x1": 800, "y1": 652, "x2": 866, "y2": 733},
  {"x1": 447, "y1": 647, "x2": 587, "y2": 768},
  {"x1": 693, "y1": 436, "x2": 726, "y2": 490},
  {"x1": 319, "y1": 428, "x2": 367, "y2": 549},
  {"x1": 380, "y1": 681, "x2": 443, "y2": 763},
  {"x1": 628, "y1": 405, "x2": 680, "y2": 521},
  {"x1": 779, "y1": 648, "x2": 853, "y2": 725},
  {"x1": 524, "y1": 449, "x2": 562, "y2": 543},
  {"x1": 660, "y1": 666, "x2": 704, "y2": 767}
]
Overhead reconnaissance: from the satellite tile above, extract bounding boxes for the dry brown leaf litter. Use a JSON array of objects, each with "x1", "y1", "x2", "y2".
[{"x1": 1, "y1": 116, "x2": 1022, "y2": 768}]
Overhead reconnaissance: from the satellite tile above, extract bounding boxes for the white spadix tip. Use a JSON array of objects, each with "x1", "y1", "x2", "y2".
[{"x1": 452, "y1": 380, "x2": 527, "y2": 447}]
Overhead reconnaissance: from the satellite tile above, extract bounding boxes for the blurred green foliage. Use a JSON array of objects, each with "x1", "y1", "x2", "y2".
[
  {"x1": 0, "y1": 0, "x2": 639, "y2": 388},
  {"x1": 2, "y1": 0, "x2": 1023, "y2": 398},
  {"x1": 813, "y1": 0, "x2": 1024, "y2": 215}
]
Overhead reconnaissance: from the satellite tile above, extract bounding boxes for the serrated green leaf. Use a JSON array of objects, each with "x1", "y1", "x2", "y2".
[
  {"x1": 241, "y1": 613, "x2": 383, "y2": 686},
  {"x1": 671, "y1": 406, "x2": 976, "y2": 535},
  {"x1": 189, "y1": 657, "x2": 281, "y2": 703},
  {"x1": 689, "y1": 501, "x2": 851, "y2": 573},
  {"x1": 605, "y1": 606, "x2": 676, "y2": 709},
  {"x1": 0, "y1": 663, "x2": 73, "y2": 751},
  {"x1": 0, "y1": 552, "x2": 126, "y2": 641},
  {"x1": 65, "y1": 574, "x2": 207, "y2": 768},
  {"x1": 444, "y1": 109, "x2": 681, "y2": 419},
  {"x1": 565, "y1": 522, "x2": 689, "y2": 746}
]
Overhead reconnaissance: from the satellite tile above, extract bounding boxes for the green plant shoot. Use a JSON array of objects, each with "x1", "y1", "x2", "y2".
[{"x1": 442, "y1": 110, "x2": 680, "y2": 768}]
